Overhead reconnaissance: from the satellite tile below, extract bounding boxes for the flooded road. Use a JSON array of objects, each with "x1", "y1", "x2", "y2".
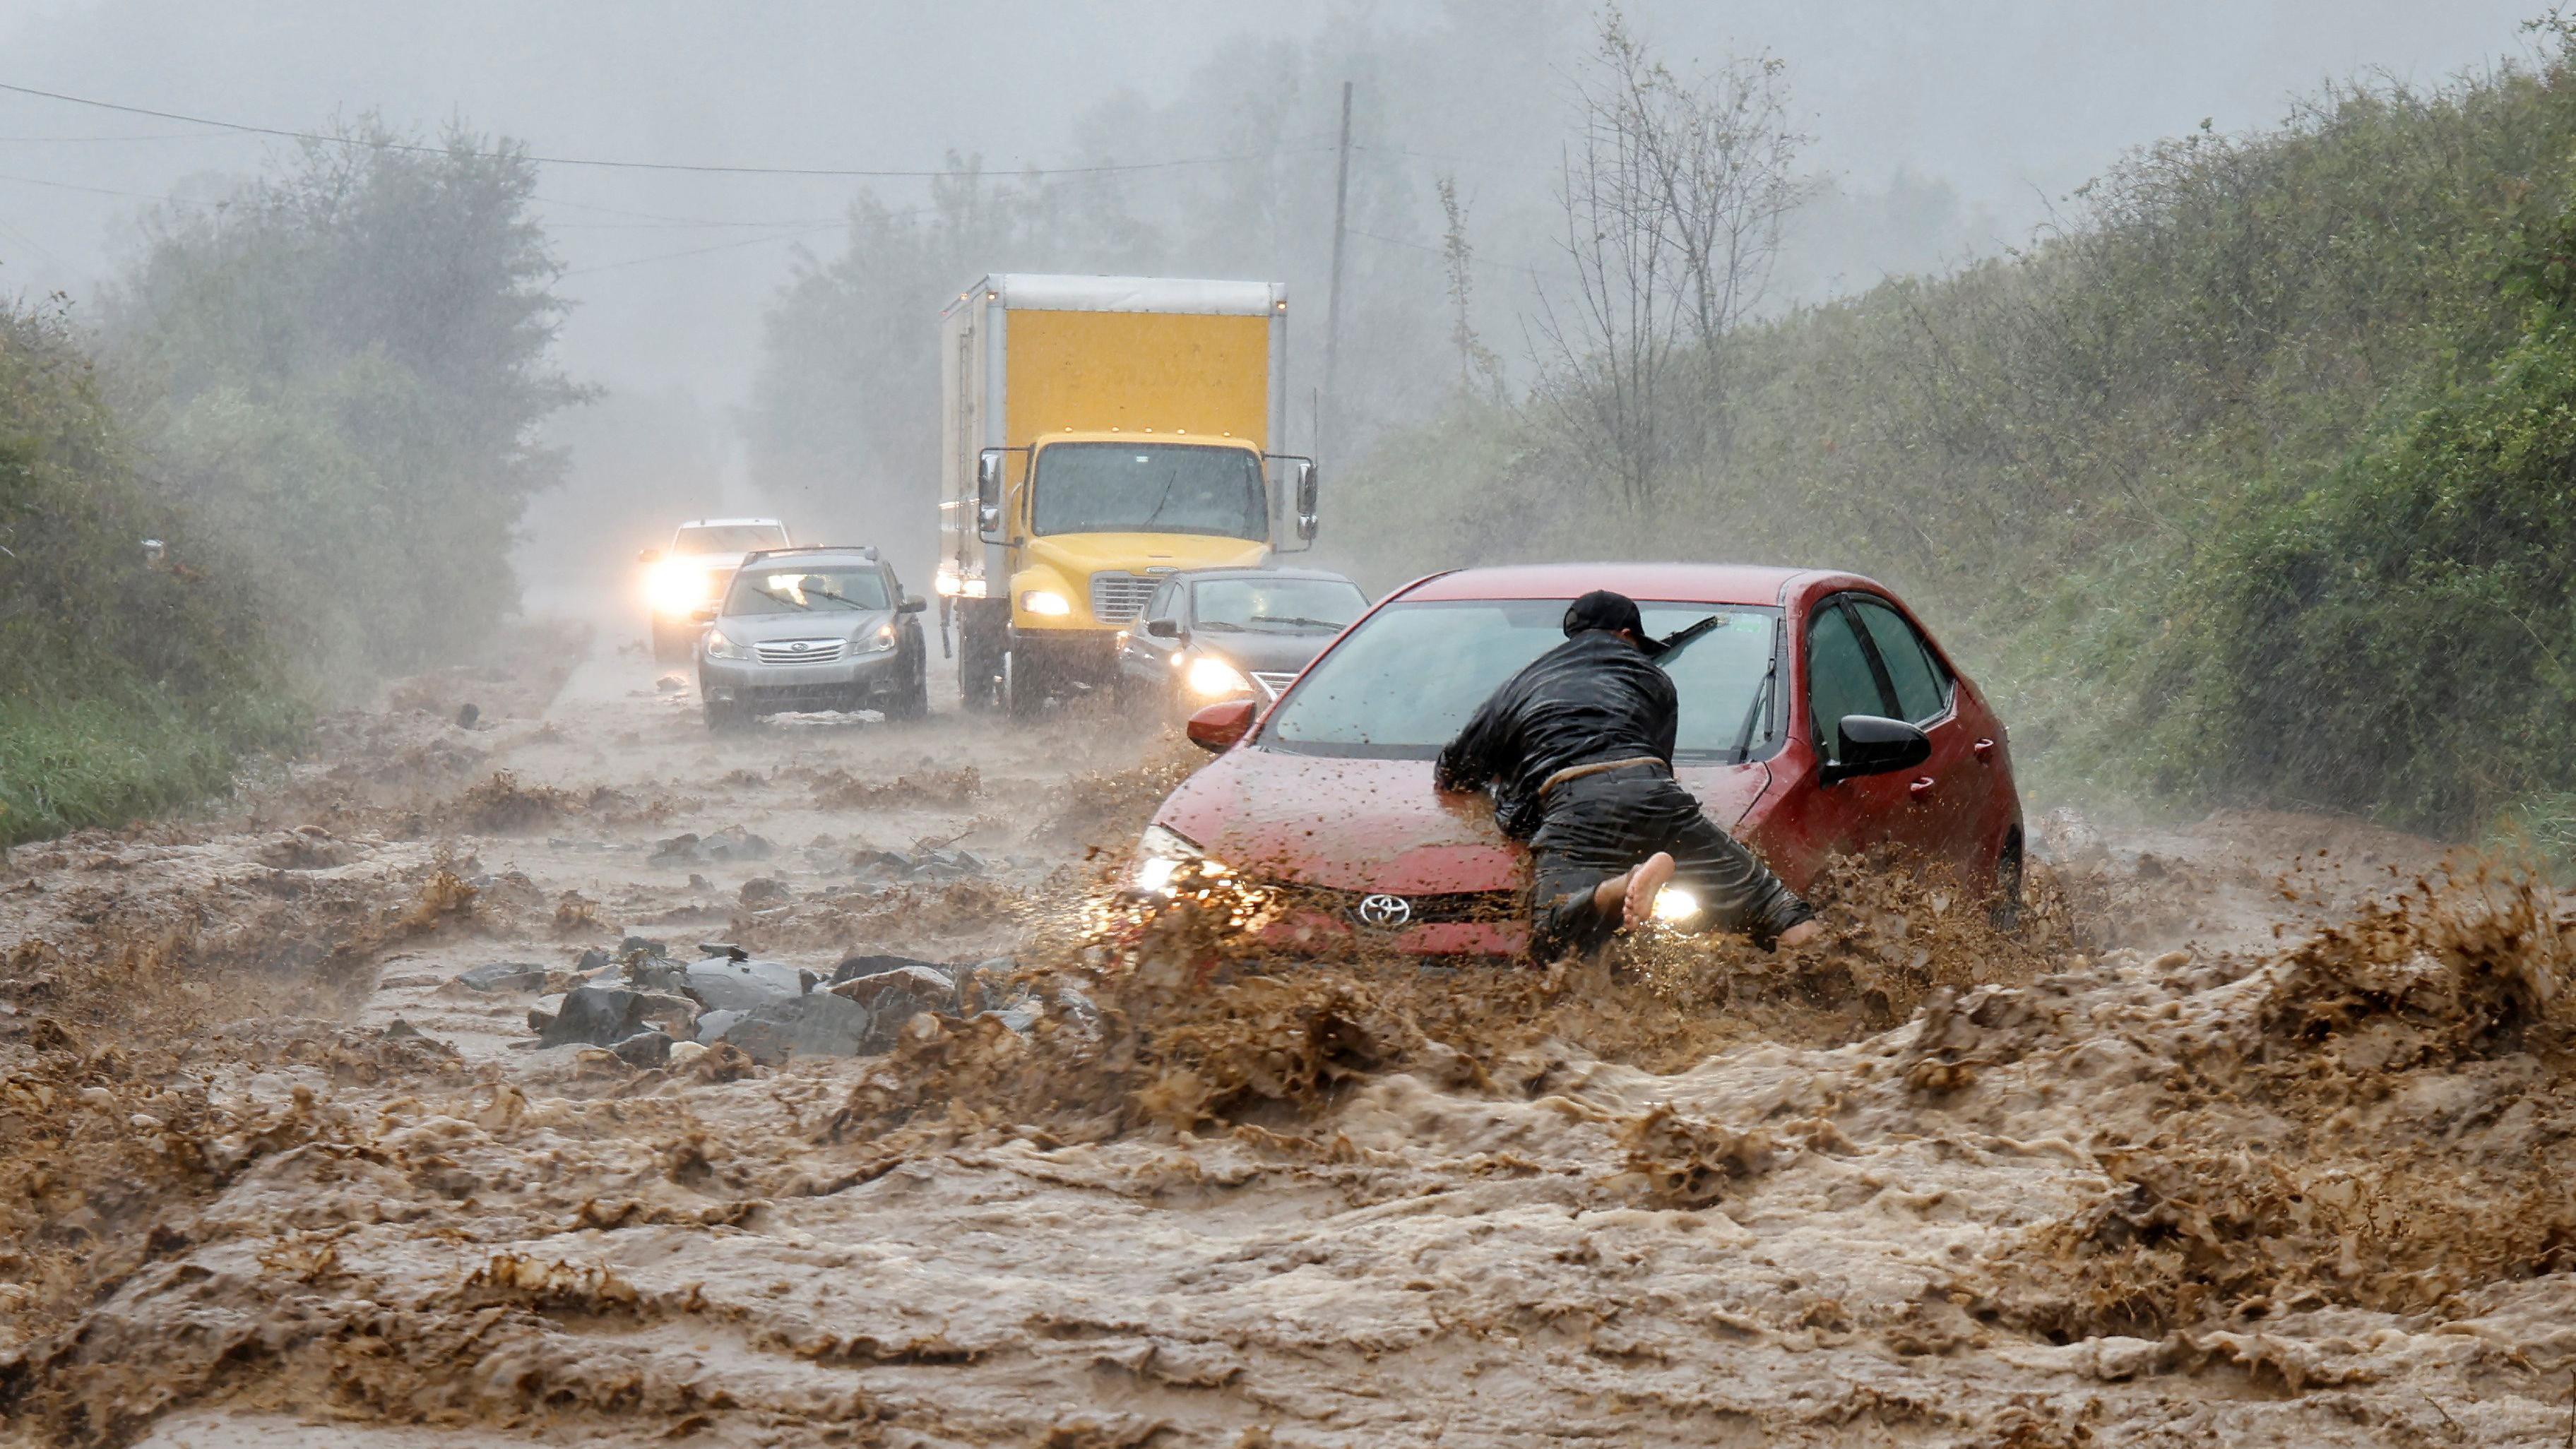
[{"x1": 6, "y1": 628, "x2": 2575, "y2": 1447}]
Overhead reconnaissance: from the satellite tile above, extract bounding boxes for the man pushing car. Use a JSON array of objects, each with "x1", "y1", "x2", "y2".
[{"x1": 1435, "y1": 589, "x2": 1822, "y2": 958}]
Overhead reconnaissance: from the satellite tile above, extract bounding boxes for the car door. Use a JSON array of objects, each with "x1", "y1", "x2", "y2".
[
  {"x1": 1846, "y1": 594, "x2": 1981, "y2": 869},
  {"x1": 1776, "y1": 595, "x2": 1912, "y2": 875}
]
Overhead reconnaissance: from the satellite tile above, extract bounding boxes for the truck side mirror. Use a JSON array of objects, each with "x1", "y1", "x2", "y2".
[
  {"x1": 1820, "y1": 715, "x2": 1931, "y2": 787},
  {"x1": 638, "y1": 547, "x2": 664, "y2": 565},
  {"x1": 1295, "y1": 459, "x2": 1319, "y2": 542},
  {"x1": 975, "y1": 449, "x2": 1005, "y2": 541},
  {"x1": 1143, "y1": 617, "x2": 1182, "y2": 640},
  {"x1": 1186, "y1": 698, "x2": 1257, "y2": 753}
]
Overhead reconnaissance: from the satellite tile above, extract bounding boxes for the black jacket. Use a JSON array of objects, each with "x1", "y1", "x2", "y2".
[{"x1": 1435, "y1": 630, "x2": 1677, "y2": 837}]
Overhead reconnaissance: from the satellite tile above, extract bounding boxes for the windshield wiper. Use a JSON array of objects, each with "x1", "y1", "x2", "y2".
[
  {"x1": 754, "y1": 587, "x2": 867, "y2": 611},
  {"x1": 1730, "y1": 660, "x2": 1775, "y2": 763},
  {"x1": 1653, "y1": 614, "x2": 1728, "y2": 664},
  {"x1": 1194, "y1": 619, "x2": 1247, "y2": 632},
  {"x1": 1247, "y1": 614, "x2": 1346, "y2": 629}
]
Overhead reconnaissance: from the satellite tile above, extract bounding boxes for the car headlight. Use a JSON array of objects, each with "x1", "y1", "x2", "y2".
[
  {"x1": 647, "y1": 559, "x2": 716, "y2": 616},
  {"x1": 1021, "y1": 589, "x2": 1072, "y2": 616},
  {"x1": 859, "y1": 624, "x2": 897, "y2": 654},
  {"x1": 1132, "y1": 823, "x2": 1210, "y2": 896},
  {"x1": 1185, "y1": 655, "x2": 1251, "y2": 698},
  {"x1": 703, "y1": 629, "x2": 752, "y2": 661},
  {"x1": 1651, "y1": 885, "x2": 1701, "y2": 924}
]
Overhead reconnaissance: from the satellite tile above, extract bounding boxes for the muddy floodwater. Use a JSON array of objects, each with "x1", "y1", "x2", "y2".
[{"x1": 6, "y1": 628, "x2": 2575, "y2": 1447}]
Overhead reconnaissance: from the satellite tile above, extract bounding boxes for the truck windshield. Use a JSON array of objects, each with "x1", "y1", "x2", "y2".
[
  {"x1": 1032, "y1": 443, "x2": 1266, "y2": 540},
  {"x1": 1262, "y1": 599, "x2": 1781, "y2": 761}
]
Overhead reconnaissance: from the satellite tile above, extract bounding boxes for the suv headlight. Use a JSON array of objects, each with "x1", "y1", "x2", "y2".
[
  {"x1": 858, "y1": 624, "x2": 897, "y2": 654},
  {"x1": 703, "y1": 629, "x2": 752, "y2": 661},
  {"x1": 1132, "y1": 823, "x2": 1209, "y2": 896}
]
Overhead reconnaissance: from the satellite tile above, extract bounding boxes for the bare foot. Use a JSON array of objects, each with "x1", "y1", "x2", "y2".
[
  {"x1": 1619, "y1": 852, "x2": 1676, "y2": 932},
  {"x1": 1776, "y1": 918, "x2": 1823, "y2": 948}
]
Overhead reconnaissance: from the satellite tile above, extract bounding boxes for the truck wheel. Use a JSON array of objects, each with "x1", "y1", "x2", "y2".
[
  {"x1": 1002, "y1": 648, "x2": 1045, "y2": 719},
  {"x1": 957, "y1": 628, "x2": 998, "y2": 712}
]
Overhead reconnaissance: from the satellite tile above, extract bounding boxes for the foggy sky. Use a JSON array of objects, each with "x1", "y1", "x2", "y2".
[{"x1": 0, "y1": 0, "x2": 2548, "y2": 410}]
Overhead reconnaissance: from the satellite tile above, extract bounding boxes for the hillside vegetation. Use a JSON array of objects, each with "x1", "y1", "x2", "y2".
[{"x1": 1345, "y1": 27, "x2": 2576, "y2": 842}]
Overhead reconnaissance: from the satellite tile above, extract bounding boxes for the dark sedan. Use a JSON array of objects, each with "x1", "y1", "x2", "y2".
[{"x1": 1115, "y1": 568, "x2": 1368, "y2": 711}]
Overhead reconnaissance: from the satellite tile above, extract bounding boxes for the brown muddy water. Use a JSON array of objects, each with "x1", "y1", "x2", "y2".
[{"x1": 4, "y1": 629, "x2": 2575, "y2": 1447}]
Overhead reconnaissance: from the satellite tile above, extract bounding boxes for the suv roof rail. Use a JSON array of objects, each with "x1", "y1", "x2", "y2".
[{"x1": 740, "y1": 545, "x2": 879, "y2": 564}]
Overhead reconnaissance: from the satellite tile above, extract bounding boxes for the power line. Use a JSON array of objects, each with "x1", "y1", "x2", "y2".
[{"x1": 0, "y1": 80, "x2": 1324, "y2": 180}]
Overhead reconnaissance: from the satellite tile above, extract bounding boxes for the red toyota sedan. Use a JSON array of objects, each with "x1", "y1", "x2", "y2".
[{"x1": 1134, "y1": 563, "x2": 2022, "y2": 955}]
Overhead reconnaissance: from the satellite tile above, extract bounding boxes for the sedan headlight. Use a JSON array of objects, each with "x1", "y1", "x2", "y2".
[
  {"x1": 1651, "y1": 885, "x2": 1701, "y2": 925},
  {"x1": 1185, "y1": 655, "x2": 1251, "y2": 698},
  {"x1": 1021, "y1": 589, "x2": 1072, "y2": 617},
  {"x1": 703, "y1": 629, "x2": 752, "y2": 661},
  {"x1": 1132, "y1": 823, "x2": 1209, "y2": 896}
]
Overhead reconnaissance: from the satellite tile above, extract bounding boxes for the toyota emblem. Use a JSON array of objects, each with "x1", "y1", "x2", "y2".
[{"x1": 1355, "y1": 893, "x2": 1413, "y2": 929}]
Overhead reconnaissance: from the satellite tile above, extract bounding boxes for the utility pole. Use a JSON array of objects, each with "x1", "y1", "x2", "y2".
[{"x1": 1321, "y1": 79, "x2": 1353, "y2": 466}]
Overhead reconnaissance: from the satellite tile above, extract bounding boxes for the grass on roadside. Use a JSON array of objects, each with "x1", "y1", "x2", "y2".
[{"x1": 0, "y1": 688, "x2": 302, "y2": 847}]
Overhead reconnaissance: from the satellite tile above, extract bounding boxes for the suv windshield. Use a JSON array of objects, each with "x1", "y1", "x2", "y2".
[
  {"x1": 723, "y1": 566, "x2": 890, "y2": 615},
  {"x1": 1262, "y1": 599, "x2": 1780, "y2": 761},
  {"x1": 1193, "y1": 576, "x2": 1365, "y2": 633},
  {"x1": 1033, "y1": 443, "x2": 1266, "y2": 540},
  {"x1": 676, "y1": 524, "x2": 788, "y2": 553}
]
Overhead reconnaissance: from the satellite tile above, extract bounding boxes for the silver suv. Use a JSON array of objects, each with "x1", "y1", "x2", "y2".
[{"x1": 693, "y1": 547, "x2": 930, "y2": 729}]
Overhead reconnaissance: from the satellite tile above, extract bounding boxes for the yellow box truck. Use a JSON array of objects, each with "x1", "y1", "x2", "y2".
[{"x1": 936, "y1": 274, "x2": 1318, "y2": 715}]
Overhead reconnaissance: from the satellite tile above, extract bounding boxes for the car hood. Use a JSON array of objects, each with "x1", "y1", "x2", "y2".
[
  {"x1": 1188, "y1": 628, "x2": 1341, "y2": 676},
  {"x1": 1154, "y1": 746, "x2": 1773, "y2": 893},
  {"x1": 717, "y1": 608, "x2": 896, "y2": 644}
]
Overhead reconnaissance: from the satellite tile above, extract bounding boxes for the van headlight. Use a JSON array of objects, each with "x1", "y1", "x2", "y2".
[
  {"x1": 703, "y1": 630, "x2": 752, "y2": 661},
  {"x1": 647, "y1": 559, "x2": 713, "y2": 616},
  {"x1": 1132, "y1": 823, "x2": 1210, "y2": 896},
  {"x1": 1185, "y1": 656, "x2": 1250, "y2": 698}
]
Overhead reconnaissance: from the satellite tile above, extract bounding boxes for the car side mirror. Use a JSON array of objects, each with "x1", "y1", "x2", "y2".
[
  {"x1": 1294, "y1": 458, "x2": 1319, "y2": 542},
  {"x1": 1144, "y1": 617, "x2": 1182, "y2": 640},
  {"x1": 689, "y1": 603, "x2": 720, "y2": 625},
  {"x1": 976, "y1": 448, "x2": 1005, "y2": 541},
  {"x1": 1185, "y1": 698, "x2": 1257, "y2": 753},
  {"x1": 898, "y1": 595, "x2": 927, "y2": 614},
  {"x1": 638, "y1": 547, "x2": 664, "y2": 565},
  {"x1": 1820, "y1": 714, "x2": 1931, "y2": 787}
]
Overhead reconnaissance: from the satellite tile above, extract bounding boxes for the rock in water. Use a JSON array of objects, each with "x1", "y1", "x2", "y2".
[
  {"x1": 458, "y1": 961, "x2": 550, "y2": 994},
  {"x1": 708, "y1": 992, "x2": 875, "y2": 1064},
  {"x1": 684, "y1": 957, "x2": 819, "y2": 1012},
  {"x1": 830, "y1": 952, "x2": 944, "y2": 984},
  {"x1": 610, "y1": 1028, "x2": 672, "y2": 1068},
  {"x1": 532, "y1": 986, "x2": 650, "y2": 1047},
  {"x1": 830, "y1": 964, "x2": 956, "y2": 1023}
]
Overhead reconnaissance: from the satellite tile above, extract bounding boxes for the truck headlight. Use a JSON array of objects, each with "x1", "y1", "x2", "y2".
[
  {"x1": 1132, "y1": 823, "x2": 1210, "y2": 896},
  {"x1": 1021, "y1": 589, "x2": 1072, "y2": 616},
  {"x1": 646, "y1": 559, "x2": 712, "y2": 616},
  {"x1": 859, "y1": 625, "x2": 896, "y2": 653},
  {"x1": 1186, "y1": 656, "x2": 1251, "y2": 698},
  {"x1": 703, "y1": 629, "x2": 752, "y2": 661}
]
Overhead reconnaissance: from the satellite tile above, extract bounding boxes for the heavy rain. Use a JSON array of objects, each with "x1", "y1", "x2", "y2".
[{"x1": 5, "y1": 3, "x2": 2576, "y2": 1445}]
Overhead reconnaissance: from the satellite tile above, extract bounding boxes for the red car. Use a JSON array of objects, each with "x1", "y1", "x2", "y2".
[{"x1": 1135, "y1": 563, "x2": 2022, "y2": 955}]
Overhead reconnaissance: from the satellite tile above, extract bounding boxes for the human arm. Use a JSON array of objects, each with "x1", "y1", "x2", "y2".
[{"x1": 1435, "y1": 686, "x2": 1510, "y2": 794}]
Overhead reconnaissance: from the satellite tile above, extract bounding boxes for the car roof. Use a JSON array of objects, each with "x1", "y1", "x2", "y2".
[
  {"x1": 739, "y1": 546, "x2": 882, "y2": 568},
  {"x1": 677, "y1": 517, "x2": 786, "y2": 530},
  {"x1": 1397, "y1": 562, "x2": 1832, "y2": 607}
]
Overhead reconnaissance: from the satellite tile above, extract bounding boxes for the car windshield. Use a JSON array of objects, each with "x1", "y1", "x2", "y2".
[
  {"x1": 675, "y1": 524, "x2": 787, "y2": 553},
  {"x1": 723, "y1": 566, "x2": 889, "y2": 615},
  {"x1": 1193, "y1": 576, "x2": 1366, "y2": 633},
  {"x1": 1033, "y1": 443, "x2": 1266, "y2": 540},
  {"x1": 1262, "y1": 598, "x2": 1780, "y2": 761}
]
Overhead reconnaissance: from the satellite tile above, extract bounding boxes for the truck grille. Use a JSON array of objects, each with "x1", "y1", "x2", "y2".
[
  {"x1": 1250, "y1": 671, "x2": 1298, "y2": 700},
  {"x1": 1089, "y1": 573, "x2": 1160, "y2": 622},
  {"x1": 754, "y1": 638, "x2": 846, "y2": 664}
]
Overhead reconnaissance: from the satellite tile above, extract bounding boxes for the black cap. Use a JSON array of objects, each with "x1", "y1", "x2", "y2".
[{"x1": 1562, "y1": 589, "x2": 1645, "y2": 641}]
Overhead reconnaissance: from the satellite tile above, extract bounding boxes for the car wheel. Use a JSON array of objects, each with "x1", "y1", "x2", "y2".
[
  {"x1": 888, "y1": 664, "x2": 930, "y2": 722},
  {"x1": 1988, "y1": 837, "x2": 2025, "y2": 934},
  {"x1": 704, "y1": 700, "x2": 750, "y2": 734}
]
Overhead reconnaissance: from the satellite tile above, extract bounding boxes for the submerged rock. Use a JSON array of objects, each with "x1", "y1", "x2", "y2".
[
  {"x1": 830, "y1": 963, "x2": 956, "y2": 1022},
  {"x1": 458, "y1": 961, "x2": 549, "y2": 994},
  {"x1": 610, "y1": 1027, "x2": 672, "y2": 1068},
  {"x1": 707, "y1": 991, "x2": 875, "y2": 1064}
]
